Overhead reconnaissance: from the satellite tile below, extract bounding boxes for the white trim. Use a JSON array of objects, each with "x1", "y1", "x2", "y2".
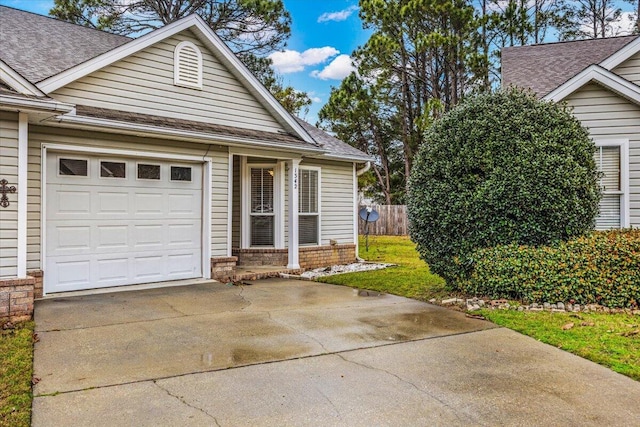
[
  {"x1": 174, "y1": 40, "x2": 203, "y2": 89},
  {"x1": 42, "y1": 143, "x2": 207, "y2": 162},
  {"x1": 40, "y1": 144, "x2": 47, "y2": 293},
  {"x1": 228, "y1": 146, "x2": 304, "y2": 160},
  {"x1": 298, "y1": 166, "x2": 321, "y2": 246},
  {"x1": 48, "y1": 114, "x2": 326, "y2": 156},
  {"x1": 0, "y1": 60, "x2": 44, "y2": 96},
  {"x1": 40, "y1": 143, "x2": 213, "y2": 294},
  {"x1": 353, "y1": 163, "x2": 359, "y2": 256},
  {"x1": 243, "y1": 162, "x2": 279, "y2": 248},
  {"x1": 227, "y1": 153, "x2": 233, "y2": 257},
  {"x1": 287, "y1": 159, "x2": 301, "y2": 269},
  {"x1": 595, "y1": 139, "x2": 630, "y2": 228},
  {"x1": 202, "y1": 160, "x2": 212, "y2": 279},
  {"x1": 17, "y1": 113, "x2": 28, "y2": 278},
  {"x1": 311, "y1": 153, "x2": 374, "y2": 163},
  {"x1": 0, "y1": 94, "x2": 75, "y2": 114},
  {"x1": 35, "y1": 15, "x2": 315, "y2": 144},
  {"x1": 600, "y1": 36, "x2": 640, "y2": 71},
  {"x1": 544, "y1": 65, "x2": 640, "y2": 105},
  {"x1": 240, "y1": 156, "x2": 248, "y2": 248},
  {"x1": 275, "y1": 161, "x2": 285, "y2": 249}
]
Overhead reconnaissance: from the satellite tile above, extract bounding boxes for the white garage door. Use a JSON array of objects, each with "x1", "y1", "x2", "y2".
[{"x1": 45, "y1": 152, "x2": 203, "y2": 293}]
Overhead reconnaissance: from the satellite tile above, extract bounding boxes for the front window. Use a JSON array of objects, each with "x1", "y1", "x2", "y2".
[
  {"x1": 299, "y1": 168, "x2": 319, "y2": 245},
  {"x1": 250, "y1": 167, "x2": 274, "y2": 246},
  {"x1": 595, "y1": 143, "x2": 626, "y2": 229}
]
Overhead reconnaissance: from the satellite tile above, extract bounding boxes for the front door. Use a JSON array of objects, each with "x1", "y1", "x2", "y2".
[{"x1": 249, "y1": 166, "x2": 275, "y2": 246}]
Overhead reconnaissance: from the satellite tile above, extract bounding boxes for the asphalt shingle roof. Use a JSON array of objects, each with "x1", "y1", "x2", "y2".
[
  {"x1": 502, "y1": 36, "x2": 638, "y2": 96},
  {"x1": 0, "y1": 5, "x2": 131, "y2": 83},
  {"x1": 295, "y1": 118, "x2": 373, "y2": 162}
]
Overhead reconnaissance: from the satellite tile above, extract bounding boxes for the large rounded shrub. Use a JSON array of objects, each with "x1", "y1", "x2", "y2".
[{"x1": 408, "y1": 88, "x2": 600, "y2": 287}]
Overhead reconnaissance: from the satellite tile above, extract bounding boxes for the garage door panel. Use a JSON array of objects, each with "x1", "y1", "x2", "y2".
[
  {"x1": 97, "y1": 225, "x2": 128, "y2": 249},
  {"x1": 46, "y1": 152, "x2": 203, "y2": 293},
  {"x1": 96, "y1": 191, "x2": 129, "y2": 214},
  {"x1": 54, "y1": 190, "x2": 92, "y2": 216},
  {"x1": 134, "y1": 193, "x2": 164, "y2": 214}
]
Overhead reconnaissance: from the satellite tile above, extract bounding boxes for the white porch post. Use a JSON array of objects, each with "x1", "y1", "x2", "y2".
[
  {"x1": 17, "y1": 113, "x2": 28, "y2": 278},
  {"x1": 287, "y1": 159, "x2": 300, "y2": 269}
]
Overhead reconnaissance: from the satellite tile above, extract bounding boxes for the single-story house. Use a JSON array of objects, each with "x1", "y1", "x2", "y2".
[
  {"x1": 502, "y1": 36, "x2": 640, "y2": 230},
  {"x1": 0, "y1": 5, "x2": 371, "y2": 311}
]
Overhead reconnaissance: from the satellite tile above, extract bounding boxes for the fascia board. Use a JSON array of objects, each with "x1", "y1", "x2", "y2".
[
  {"x1": 0, "y1": 94, "x2": 75, "y2": 113},
  {"x1": 600, "y1": 36, "x2": 640, "y2": 71},
  {"x1": 544, "y1": 65, "x2": 640, "y2": 106},
  {"x1": 0, "y1": 60, "x2": 45, "y2": 96},
  {"x1": 47, "y1": 113, "x2": 327, "y2": 155}
]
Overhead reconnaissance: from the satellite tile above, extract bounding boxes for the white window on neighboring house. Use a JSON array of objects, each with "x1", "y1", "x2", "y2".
[
  {"x1": 595, "y1": 140, "x2": 629, "y2": 229},
  {"x1": 250, "y1": 167, "x2": 275, "y2": 246},
  {"x1": 299, "y1": 168, "x2": 320, "y2": 245},
  {"x1": 174, "y1": 41, "x2": 202, "y2": 89}
]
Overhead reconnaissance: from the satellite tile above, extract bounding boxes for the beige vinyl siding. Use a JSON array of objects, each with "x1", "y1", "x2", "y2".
[
  {"x1": 51, "y1": 30, "x2": 286, "y2": 134},
  {"x1": 26, "y1": 125, "x2": 230, "y2": 270},
  {"x1": 0, "y1": 112, "x2": 19, "y2": 278},
  {"x1": 300, "y1": 159, "x2": 355, "y2": 245},
  {"x1": 565, "y1": 83, "x2": 640, "y2": 226},
  {"x1": 611, "y1": 52, "x2": 640, "y2": 85}
]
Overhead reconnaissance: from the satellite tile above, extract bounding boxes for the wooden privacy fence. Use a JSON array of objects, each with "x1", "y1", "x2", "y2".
[{"x1": 358, "y1": 205, "x2": 409, "y2": 236}]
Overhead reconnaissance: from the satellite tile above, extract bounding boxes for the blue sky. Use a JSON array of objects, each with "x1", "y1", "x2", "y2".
[{"x1": 0, "y1": 0, "x2": 369, "y2": 123}]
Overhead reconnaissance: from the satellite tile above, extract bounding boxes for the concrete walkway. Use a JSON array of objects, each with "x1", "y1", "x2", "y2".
[{"x1": 32, "y1": 279, "x2": 640, "y2": 426}]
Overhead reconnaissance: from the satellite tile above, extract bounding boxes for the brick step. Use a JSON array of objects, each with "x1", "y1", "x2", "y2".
[{"x1": 234, "y1": 268, "x2": 304, "y2": 281}]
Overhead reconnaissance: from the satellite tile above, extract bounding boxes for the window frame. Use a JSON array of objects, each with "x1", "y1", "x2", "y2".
[
  {"x1": 595, "y1": 139, "x2": 629, "y2": 229},
  {"x1": 298, "y1": 166, "x2": 321, "y2": 246},
  {"x1": 57, "y1": 156, "x2": 89, "y2": 178},
  {"x1": 246, "y1": 163, "x2": 278, "y2": 248},
  {"x1": 136, "y1": 162, "x2": 162, "y2": 181},
  {"x1": 169, "y1": 165, "x2": 193, "y2": 183},
  {"x1": 173, "y1": 40, "x2": 203, "y2": 90}
]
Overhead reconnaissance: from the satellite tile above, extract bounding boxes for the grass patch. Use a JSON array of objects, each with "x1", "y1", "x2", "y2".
[
  {"x1": 318, "y1": 235, "x2": 448, "y2": 300},
  {"x1": 481, "y1": 310, "x2": 640, "y2": 380},
  {"x1": 1, "y1": 321, "x2": 35, "y2": 427},
  {"x1": 320, "y1": 235, "x2": 640, "y2": 381}
]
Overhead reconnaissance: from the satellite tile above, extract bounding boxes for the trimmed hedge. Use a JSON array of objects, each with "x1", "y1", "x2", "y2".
[
  {"x1": 408, "y1": 88, "x2": 600, "y2": 287},
  {"x1": 459, "y1": 229, "x2": 640, "y2": 308}
]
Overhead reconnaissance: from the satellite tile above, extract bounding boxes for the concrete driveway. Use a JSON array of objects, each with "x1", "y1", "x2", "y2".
[{"x1": 32, "y1": 279, "x2": 640, "y2": 426}]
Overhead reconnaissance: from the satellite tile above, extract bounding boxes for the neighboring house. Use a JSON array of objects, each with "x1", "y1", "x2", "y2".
[
  {"x1": 0, "y1": 6, "x2": 371, "y2": 300},
  {"x1": 502, "y1": 36, "x2": 640, "y2": 230}
]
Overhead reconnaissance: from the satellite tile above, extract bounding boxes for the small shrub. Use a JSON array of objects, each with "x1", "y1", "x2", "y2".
[
  {"x1": 460, "y1": 229, "x2": 640, "y2": 308},
  {"x1": 407, "y1": 88, "x2": 600, "y2": 287}
]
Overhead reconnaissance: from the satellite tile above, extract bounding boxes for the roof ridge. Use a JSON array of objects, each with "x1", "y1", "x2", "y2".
[
  {"x1": 505, "y1": 34, "x2": 639, "y2": 50},
  {"x1": 0, "y1": 4, "x2": 131, "y2": 41}
]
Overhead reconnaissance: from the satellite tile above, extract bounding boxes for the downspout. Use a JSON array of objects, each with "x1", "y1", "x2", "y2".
[
  {"x1": 356, "y1": 161, "x2": 371, "y2": 176},
  {"x1": 355, "y1": 161, "x2": 371, "y2": 262}
]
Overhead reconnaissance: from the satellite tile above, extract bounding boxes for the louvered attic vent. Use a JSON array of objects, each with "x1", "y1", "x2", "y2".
[{"x1": 174, "y1": 41, "x2": 203, "y2": 89}]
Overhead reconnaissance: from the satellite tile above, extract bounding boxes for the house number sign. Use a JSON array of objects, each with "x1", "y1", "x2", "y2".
[
  {"x1": 0, "y1": 179, "x2": 16, "y2": 208},
  {"x1": 293, "y1": 167, "x2": 298, "y2": 190}
]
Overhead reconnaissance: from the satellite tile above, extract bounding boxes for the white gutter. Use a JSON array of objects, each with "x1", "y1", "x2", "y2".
[
  {"x1": 46, "y1": 114, "x2": 328, "y2": 155},
  {"x1": 0, "y1": 94, "x2": 75, "y2": 113},
  {"x1": 356, "y1": 161, "x2": 371, "y2": 176}
]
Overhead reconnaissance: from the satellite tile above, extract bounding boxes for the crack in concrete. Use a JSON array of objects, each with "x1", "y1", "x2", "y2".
[
  {"x1": 314, "y1": 385, "x2": 343, "y2": 421},
  {"x1": 235, "y1": 286, "x2": 253, "y2": 311},
  {"x1": 335, "y1": 353, "x2": 484, "y2": 426},
  {"x1": 153, "y1": 380, "x2": 222, "y2": 426}
]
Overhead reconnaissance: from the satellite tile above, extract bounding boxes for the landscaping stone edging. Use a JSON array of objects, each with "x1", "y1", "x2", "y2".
[{"x1": 434, "y1": 297, "x2": 640, "y2": 315}]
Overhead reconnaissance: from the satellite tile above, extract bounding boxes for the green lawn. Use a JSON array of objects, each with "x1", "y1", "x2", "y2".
[
  {"x1": 318, "y1": 235, "x2": 448, "y2": 300},
  {"x1": 0, "y1": 321, "x2": 35, "y2": 427},
  {"x1": 320, "y1": 235, "x2": 640, "y2": 381}
]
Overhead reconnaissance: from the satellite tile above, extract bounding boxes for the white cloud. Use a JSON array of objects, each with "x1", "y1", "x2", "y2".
[
  {"x1": 317, "y1": 5, "x2": 359, "y2": 23},
  {"x1": 307, "y1": 92, "x2": 322, "y2": 103},
  {"x1": 310, "y1": 55, "x2": 356, "y2": 80},
  {"x1": 268, "y1": 47, "x2": 339, "y2": 74}
]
